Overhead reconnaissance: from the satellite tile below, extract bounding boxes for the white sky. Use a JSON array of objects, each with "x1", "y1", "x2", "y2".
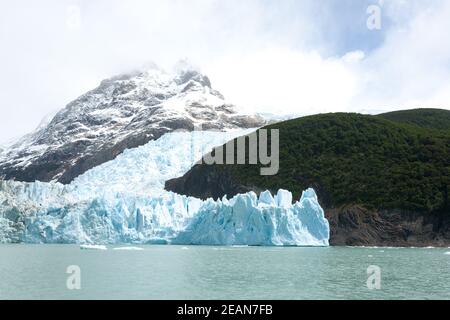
[{"x1": 1, "y1": 0, "x2": 450, "y2": 144}]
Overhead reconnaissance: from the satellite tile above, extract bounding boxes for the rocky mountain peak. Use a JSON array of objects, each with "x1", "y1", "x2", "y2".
[{"x1": 0, "y1": 62, "x2": 265, "y2": 184}]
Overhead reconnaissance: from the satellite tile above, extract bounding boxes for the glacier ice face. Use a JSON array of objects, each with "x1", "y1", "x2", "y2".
[
  {"x1": 1, "y1": 187, "x2": 328, "y2": 246},
  {"x1": 70, "y1": 129, "x2": 255, "y2": 196},
  {"x1": 0, "y1": 130, "x2": 330, "y2": 246},
  {"x1": 275, "y1": 189, "x2": 293, "y2": 208},
  {"x1": 174, "y1": 189, "x2": 329, "y2": 246},
  {"x1": 19, "y1": 191, "x2": 203, "y2": 244}
]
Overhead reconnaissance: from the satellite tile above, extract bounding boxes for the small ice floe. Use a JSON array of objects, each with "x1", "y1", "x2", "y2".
[
  {"x1": 80, "y1": 244, "x2": 107, "y2": 250},
  {"x1": 113, "y1": 246, "x2": 144, "y2": 251},
  {"x1": 368, "y1": 255, "x2": 373, "y2": 258},
  {"x1": 444, "y1": 252, "x2": 450, "y2": 255},
  {"x1": 181, "y1": 246, "x2": 189, "y2": 250}
]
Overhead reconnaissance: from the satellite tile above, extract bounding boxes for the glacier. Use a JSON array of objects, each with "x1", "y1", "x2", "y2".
[
  {"x1": 174, "y1": 189, "x2": 329, "y2": 246},
  {"x1": 0, "y1": 130, "x2": 329, "y2": 246},
  {"x1": 0, "y1": 62, "x2": 265, "y2": 184}
]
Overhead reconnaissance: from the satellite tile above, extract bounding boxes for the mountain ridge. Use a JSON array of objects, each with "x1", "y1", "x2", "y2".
[
  {"x1": 378, "y1": 108, "x2": 450, "y2": 131},
  {"x1": 0, "y1": 64, "x2": 265, "y2": 184}
]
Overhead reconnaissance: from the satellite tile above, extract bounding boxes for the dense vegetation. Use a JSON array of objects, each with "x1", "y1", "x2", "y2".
[
  {"x1": 378, "y1": 108, "x2": 450, "y2": 132},
  {"x1": 209, "y1": 110, "x2": 450, "y2": 213}
]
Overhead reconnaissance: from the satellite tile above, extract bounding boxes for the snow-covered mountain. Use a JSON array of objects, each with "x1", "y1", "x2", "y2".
[
  {"x1": 0, "y1": 62, "x2": 264, "y2": 184},
  {"x1": 0, "y1": 61, "x2": 329, "y2": 246}
]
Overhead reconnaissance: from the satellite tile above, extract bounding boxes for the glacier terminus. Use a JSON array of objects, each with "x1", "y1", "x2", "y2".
[
  {"x1": 0, "y1": 130, "x2": 330, "y2": 246},
  {"x1": 0, "y1": 63, "x2": 329, "y2": 246}
]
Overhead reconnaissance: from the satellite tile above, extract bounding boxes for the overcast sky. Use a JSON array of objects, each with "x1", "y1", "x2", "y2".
[{"x1": 1, "y1": 0, "x2": 450, "y2": 143}]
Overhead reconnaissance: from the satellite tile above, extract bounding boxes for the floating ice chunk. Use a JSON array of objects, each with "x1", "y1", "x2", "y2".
[
  {"x1": 113, "y1": 246, "x2": 144, "y2": 251},
  {"x1": 80, "y1": 244, "x2": 107, "y2": 250}
]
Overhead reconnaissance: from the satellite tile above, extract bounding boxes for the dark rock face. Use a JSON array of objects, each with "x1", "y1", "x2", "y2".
[
  {"x1": 165, "y1": 165, "x2": 256, "y2": 200},
  {"x1": 0, "y1": 65, "x2": 265, "y2": 184},
  {"x1": 326, "y1": 206, "x2": 450, "y2": 246},
  {"x1": 165, "y1": 165, "x2": 450, "y2": 246}
]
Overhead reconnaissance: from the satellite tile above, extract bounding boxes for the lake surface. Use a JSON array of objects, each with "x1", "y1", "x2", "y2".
[{"x1": 0, "y1": 245, "x2": 449, "y2": 300}]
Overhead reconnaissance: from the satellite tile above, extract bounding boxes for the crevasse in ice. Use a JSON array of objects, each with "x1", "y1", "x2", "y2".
[{"x1": 0, "y1": 130, "x2": 329, "y2": 246}]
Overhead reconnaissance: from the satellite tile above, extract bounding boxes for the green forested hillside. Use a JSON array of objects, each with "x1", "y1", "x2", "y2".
[
  {"x1": 378, "y1": 108, "x2": 450, "y2": 132},
  {"x1": 180, "y1": 111, "x2": 450, "y2": 214}
]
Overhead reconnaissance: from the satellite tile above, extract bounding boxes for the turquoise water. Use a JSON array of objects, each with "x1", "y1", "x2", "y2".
[{"x1": 0, "y1": 245, "x2": 449, "y2": 300}]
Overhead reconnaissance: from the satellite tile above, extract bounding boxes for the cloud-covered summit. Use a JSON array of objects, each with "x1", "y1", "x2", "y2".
[{"x1": 1, "y1": 0, "x2": 450, "y2": 142}]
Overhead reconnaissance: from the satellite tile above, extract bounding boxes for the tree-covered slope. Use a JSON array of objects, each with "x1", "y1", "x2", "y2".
[
  {"x1": 378, "y1": 108, "x2": 450, "y2": 132},
  {"x1": 167, "y1": 111, "x2": 450, "y2": 214},
  {"x1": 166, "y1": 109, "x2": 450, "y2": 245}
]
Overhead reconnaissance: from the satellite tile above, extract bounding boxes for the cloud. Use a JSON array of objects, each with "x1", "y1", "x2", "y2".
[
  {"x1": 1, "y1": 0, "x2": 450, "y2": 143},
  {"x1": 0, "y1": 0, "x2": 322, "y2": 143},
  {"x1": 209, "y1": 0, "x2": 450, "y2": 116},
  {"x1": 205, "y1": 48, "x2": 361, "y2": 115},
  {"x1": 207, "y1": 0, "x2": 450, "y2": 116},
  {"x1": 349, "y1": 0, "x2": 450, "y2": 112}
]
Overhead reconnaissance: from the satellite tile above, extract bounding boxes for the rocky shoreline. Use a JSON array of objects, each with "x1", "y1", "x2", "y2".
[{"x1": 326, "y1": 206, "x2": 450, "y2": 247}]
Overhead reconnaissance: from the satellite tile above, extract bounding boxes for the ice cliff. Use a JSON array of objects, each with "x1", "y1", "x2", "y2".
[
  {"x1": 0, "y1": 130, "x2": 329, "y2": 246},
  {"x1": 174, "y1": 189, "x2": 329, "y2": 246}
]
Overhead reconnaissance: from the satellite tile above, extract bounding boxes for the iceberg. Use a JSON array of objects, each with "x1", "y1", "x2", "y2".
[
  {"x1": 0, "y1": 130, "x2": 330, "y2": 246},
  {"x1": 113, "y1": 246, "x2": 144, "y2": 251},
  {"x1": 80, "y1": 244, "x2": 107, "y2": 250}
]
